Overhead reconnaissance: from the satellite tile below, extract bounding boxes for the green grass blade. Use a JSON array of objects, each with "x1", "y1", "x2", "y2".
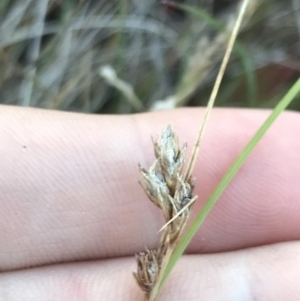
[
  {"x1": 160, "y1": 77, "x2": 300, "y2": 289},
  {"x1": 233, "y1": 43, "x2": 257, "y2": 107},
  {"x1": 176, "y1": 3, "x2": 223, "y2": 30}
]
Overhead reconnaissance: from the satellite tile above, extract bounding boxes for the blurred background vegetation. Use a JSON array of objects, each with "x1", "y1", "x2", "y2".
[{"x1": 0, "y1": 0, "x2": 300, "y2": 114}]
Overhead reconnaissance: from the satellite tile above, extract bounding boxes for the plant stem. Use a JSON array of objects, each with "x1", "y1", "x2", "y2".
[
  {"x1": 184, "y1": 0, "x2": 250, "y2": 181},
  {"x1": 147, "y1": 247, "x2": 174, "y2": 301}
]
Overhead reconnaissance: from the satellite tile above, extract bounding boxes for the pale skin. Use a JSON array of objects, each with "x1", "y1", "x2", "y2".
[{"x1": 0, "y1": 105, "x2": 300, "y2": 300}]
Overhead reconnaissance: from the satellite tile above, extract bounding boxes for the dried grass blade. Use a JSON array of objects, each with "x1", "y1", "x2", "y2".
[
  {"x1": 172, "y1": 1, "x2": 259, "y2": 107},
  {"x1": 158, "y1": 196, "x2": 198, "y2": 233},
  {"x1": 184, "y1": 0, "x2": 250, "y2": 181}
]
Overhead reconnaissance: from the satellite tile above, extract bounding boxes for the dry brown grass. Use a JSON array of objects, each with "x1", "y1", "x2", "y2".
[{"x1": 1, "y1": 0, "x2": 299, "y2": 112}]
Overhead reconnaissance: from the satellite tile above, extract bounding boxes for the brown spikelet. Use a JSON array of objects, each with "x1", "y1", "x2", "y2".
[
  {"x1": 134, "y1": 125, "x2": 197, "y2": 301},
  {"x1": 133, "y1": 250, "x2": 159, "y2": 293}
]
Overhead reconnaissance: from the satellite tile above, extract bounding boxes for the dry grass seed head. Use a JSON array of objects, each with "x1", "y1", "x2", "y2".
[{"x1": 134, "y1": 125, "x2": 197, "y2": 296}]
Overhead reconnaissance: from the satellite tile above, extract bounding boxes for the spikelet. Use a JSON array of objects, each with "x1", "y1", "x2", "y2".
[{"x1": 133, "y1": 126, "x2": 197, "y2": 300}]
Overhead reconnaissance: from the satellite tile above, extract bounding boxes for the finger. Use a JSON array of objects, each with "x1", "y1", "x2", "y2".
[
  {"x1": 1, "y1": 241, "x2": 299, "y2": 300},
  {"x1": 1, "y1": 106, "x2": 300, "y2": 271}
]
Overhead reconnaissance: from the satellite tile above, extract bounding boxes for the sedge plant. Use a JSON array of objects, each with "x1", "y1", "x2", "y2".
[{"x1": 132, "y1": 0, "x2": 300, "y2": 300}]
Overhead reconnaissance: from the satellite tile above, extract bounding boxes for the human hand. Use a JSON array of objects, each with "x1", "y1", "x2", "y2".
[{"x1": 0, "y1": 106, "x2": 299, "y2": 300}]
